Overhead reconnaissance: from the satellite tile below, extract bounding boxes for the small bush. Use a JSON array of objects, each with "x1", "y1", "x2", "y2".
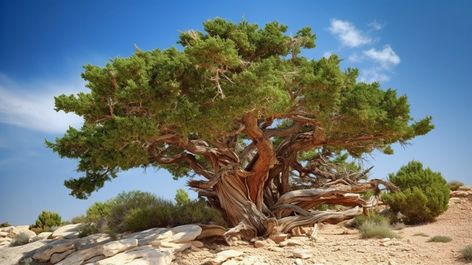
[
  {"x1": 78, "y1": 223, "x2": 99, "y2": 238},
  {"x1": 359, "y1": 221, "x2": 398, "y2": 239},
  {"x1": 11, "y1": 232, "x2": 30, "y2": 246},
  {"x1": 448, "y1": 180, "x2": 464, "y2": 191},
  {"x1": 413, "y1": 232, "x2": 429, "y2": 237},
  {"x1": 461, "y1": 244, "x2": 472, "y2": 262},
  {"x1": 382, "y1": 161, "x2": 449, "y2": 224},
  {"x1": 428, "y1": 235, "x2": 452, "y2": 243},
  {"x1": 84, "y1": 191, "x2": 227, "y2": 233},
  {"x1": 71, "y1": 215, "x2": 88, "y2": 224},
  {"x1": 32, "y1": 211, "x2": 62, "y2": 232},
  {"x1": 175, "y1": 189, "x2": 191, "y2": 206},
  {"x1": 0, "y1": 222, "x2": 11, "y2": 227},
  {"x1": 351, "y1": 211, "x2": 389, "y2": 228}
]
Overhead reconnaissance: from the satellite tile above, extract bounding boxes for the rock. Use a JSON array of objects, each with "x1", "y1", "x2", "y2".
[
  {"x1": 0, "y1": 231, "x2": 8, "y2": 237},
  {"x1": 214, "y1": 250, "x2": 244, "y2": 263},
  {"x1": 269, "y1": 233, "x2": 288, "y2": 244},
  {"x1": 13, "y1": 228, "x2": 36, "y2": 241},
  {"x1": 381, "y1": 238, "x2": 391, "y2": 242},
  {"x1": 0, "y1": 240, "x2": 47, "y2": 265},
  {"x1": 124, "y1": 227, "x2": 168, "y2": 246},
  {"x1": 292, "y1": 249, "x2": 312, "y2": 259},
  {"x1": 102, "y1": 238, "x2": 138, "y2": 257},
  {"x1": 96, "y1": 246, "x2": 173, "y2": 265},
  {"x1": 191, "y1": 240, "x2": 204, "y2": 248},
  {"x1": 254, "y1": 240, "x2": 266, "y2": 248},
  {"x1": 170, "y1": 225, "x2": 202, "y2": 243},
  {"x1": 51, "y1": 224, "x2": 84, "y2": 239},
  {"x1": 294, "y1": 258, "x2": 304, "y2": 265},
  {"x1": 451, "y1": 190, "x2": 472, "y2": 197},
  {"x1": 84, "y1": 254, "x2": 106, "y2": 264},
  {"x1": 156, "y1": 241, "x2": 192, "y2": 253},
  {"x1": 33, "y1": 238, "x2": 76, "y2": 262},
  {"x1": 74, "y1": 233, "x2": 111, "y2": 250},
  {"x1": 286, "y1": 238, "x2": 304, "y2": 246},
  {"x1": 33, "y1": 232, "x2": 53, "y2": 241},
  {"x1": 55, "y1": 244, "x2": 103, "y2": 265},
  {"x1": 50, "y1": 249, "x2": 75, "y2": 264}
]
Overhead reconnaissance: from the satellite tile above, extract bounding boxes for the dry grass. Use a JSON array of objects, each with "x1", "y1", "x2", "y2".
[{"x1": 427, "y1": 235, "x2": 452, "y2": 243}]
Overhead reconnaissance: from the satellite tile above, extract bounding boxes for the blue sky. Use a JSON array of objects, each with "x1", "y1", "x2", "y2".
[{"x1": 1, "y1": 0, "x2": 471, "y2": 225}]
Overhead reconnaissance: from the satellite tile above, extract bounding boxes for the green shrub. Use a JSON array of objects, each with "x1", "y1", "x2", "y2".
[
  {"x1": 461, "y1": 244, "x2": 472, "y2": 262},
  {"x1": 32, "y1": 211, "x2": 62, "y2": 232},
  {"x1": 351, "y1": 211, "x2": 389, "y2": 228},
  {"x1": 413, "y1": 232, "x2": 429, "y2": 237},
  {"x1": 86, "y1": 191, "x2": 227, "y2": 233},
  {"x1": 71, "y1": 215, "x2": 88, "y2": 224},
  {"x1": 86, "y1": 202, "x2": 112, "y2": 223},
  {"x1": 0, "y1": 222, "x2": 11, "y2": 227},
  {"x1": 382, "y1": 161, "x2": 449, "y2": 224},
  {"x1": 359, "y1": 221, "x2": 398, "y2": 239},
  {"x1": 11, "y1": 232, "x2": 30, "y2": 246},
  {"x1": 78, "y1": 223, "x2": 99, "y2": 238},
  {"x1": 448, "y1": 180, "x2": 463, "y2": 191},
  {"x1": 428, "y1": 235, "x2": 452, "y2": 243},
  {"x1": 175, "y1": 189, "x2": 191, "y2": 206}
]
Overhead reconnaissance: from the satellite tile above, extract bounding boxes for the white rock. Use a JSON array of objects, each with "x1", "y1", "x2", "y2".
[
  {"x1": 102, "y1": 238, "x2": 138, "y2": 257},
  {"x1": 0, "y1": 240, "x2": 47, "y2": 265},
  {"x1": 270, "y1": 233, "x2": 288, "y2": 244},
  {"x1": 292, "y1": 249, "x2": 312, "y2": 259},
  {"x1": 294, "y1": 258, "x2": 304, "y2": 265},
  {"x1": 124, "y1": 227, "x2": 168, "y2": 246},
  {"x1": 191, "y1": 240, "x2": 204, "y2": 248},
  {"x1": 51, "y1": 224, "x2": 84, "y2": 239},
  {"x1": 50, "y1": 249, "x2": 75, "y2": 264},
  {"x1": 0, "y1": 231, "x2": 8, "y2": 237},
  {"x1": 214, "y1": 250, "x2": 244, "y2": 263},
  {"x1": 32, "y1": 238, "x2": 76, "y2": 262},
  {"x1": 157, "y1": 241, "x2": 192, "y2": 253},
  {"x1": 96, "y1": 246, "x2": 173, "y2": 265},
  {"x1": 170, "y1": 225, "x2": 202, "y2": 243},
  {"x1": 55, "y1": 245, "x2": 103, "y2": 265},
  {"x1": 33, "y1": 232, "x2": 53, "y2": 241}
]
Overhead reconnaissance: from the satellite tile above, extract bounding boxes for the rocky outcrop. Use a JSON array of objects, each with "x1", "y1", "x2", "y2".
[
  {"x1": 51, "y1": 224, "x2": 84, "y2": 239},
  {"x1": 0, "y1": 224, "x2": 203, "y2": 265}
]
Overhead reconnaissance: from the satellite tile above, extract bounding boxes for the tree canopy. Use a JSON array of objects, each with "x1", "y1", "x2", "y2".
[{"x1": 48, "y1": 18, "x2": 433, "y2": 236}]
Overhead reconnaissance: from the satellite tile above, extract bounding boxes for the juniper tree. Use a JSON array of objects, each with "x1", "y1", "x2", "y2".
[{"x1": 48, "y1": 18, "x2": 433, "y2": 238}]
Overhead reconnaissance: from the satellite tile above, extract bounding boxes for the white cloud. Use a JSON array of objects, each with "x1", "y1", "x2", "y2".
[
  {"x1": 363, "y1": 45, "x2": 400, "y2": 69},
  {"x1": 368, "y1": 20, "x2": 383, "y2": 31},
  {"x1": 0, "y1": 74, "x2": 84, "y2": 133},
  {"x1": 359, "y1": 68, "x2": 390, "y2": 83},
  {"x1": 329, "y1": 19, "x2": 371, "y2": 48}
]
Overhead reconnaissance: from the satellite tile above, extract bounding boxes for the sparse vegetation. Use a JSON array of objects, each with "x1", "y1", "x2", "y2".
[
  {"x1": 359, "y1": 221, "x2": 398, "y2": 239},
  {"x1": 0, "y1": 222, "x2": 11, "y2": 227},
  {"x1": 78, "y1": 223, "x2": 99, "y2": 238},
  {"x1": 461, "y1": 244, "x2": 472, "y2": 262},
  {"x1": 11, "y1": 232, "x2": 30, "y2": 246},
  {"x1": 448, "y1": 180, "x2": 464, "y2": 191},
  {"x1": 351, "y1": 211, "x2": 389, "y2": 228},
  {"x1": 31, "y1": 210, "x2": 62, "y2": 232},
  {"x1": 382, "y1": 161, "x2": 450, "y2": 224},
  {"x1": 175, "y1": 189, "x2": 191, "y2": 206},
  {"x1": 428, "y1": 235, "x2": 452, "y2": 243},
  {"x1": 80, "y1": 191, "x2": 226, "y2": 233},
  {"x1": 71, "y1": 215, "x2": 88, "y2": 224},
  {"x1": 413, "y1": 232, "x2": 429, "y2": 237}
]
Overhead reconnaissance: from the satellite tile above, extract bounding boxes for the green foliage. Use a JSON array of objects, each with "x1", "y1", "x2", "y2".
[
  {"x1": 413, "y1": 232, "x2": 429, "y2": 237},
  {"x1": 351, "y1": 211, "x2": 389, "y2": 228},
  {"x1": 47, "y1": 18, "x2": 433, "y2": 199},
  {"x1": 382, "y1": 161, "x2": 449, "y2": 224},
  {"x1": 78, "y1": 223, "x2": 99, "y2": 238},
  {"x1": 0, "y1": 222, "x2": 11, "y2": 227},
  {"x1": 428, "y1": 235, "x2": 452, "y2": 243},
  {"x1": 359, "y1": 221, "x2": 398, "y2": 239},
  {"x1": 83, "y1": 191, "x2": 226, "y2": 233},
  {"x1": 32, "y1": 211, "x2": 62, "y2": 232},
  {"x1": 461, "y1": 245, "x2": 472, "y2": 262},
  {"x1": 86, "y1": 202, "x2": 112, "y2": 223},
  {"x1": 448, "y1": 180, "x2": 463, "y2": 191},
  {"x1": 175, "y1": 189, "x2": 191, "y2": 206},
  {"x1": 71, "y1": 215, "x2": 88, "y2": 224},
  {"x1": 12, "y1": 232, "x2": 30, "y2": 246}
]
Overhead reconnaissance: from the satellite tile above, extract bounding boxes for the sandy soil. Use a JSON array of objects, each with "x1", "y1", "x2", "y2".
[{"x1": 175, "y1": 196, "x2": 472, "y2": 265}]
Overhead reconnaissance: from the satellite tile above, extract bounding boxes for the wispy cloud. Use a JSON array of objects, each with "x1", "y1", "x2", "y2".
[
  {"x1": 0, "y1": 74, "x2": 84, "y2": 133},
  {"x1": 363, "y1": 45, "x2": 400, "y2": 69},
  {"x1": 359, "y1": 68, "x2": 390, "y2": 83},
  {"x1": 368, "y1": 20, "x2": 383, "y2": 31},
  {"x1": 329, "y1": 19, "x2": 371, "y2": 48}
]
